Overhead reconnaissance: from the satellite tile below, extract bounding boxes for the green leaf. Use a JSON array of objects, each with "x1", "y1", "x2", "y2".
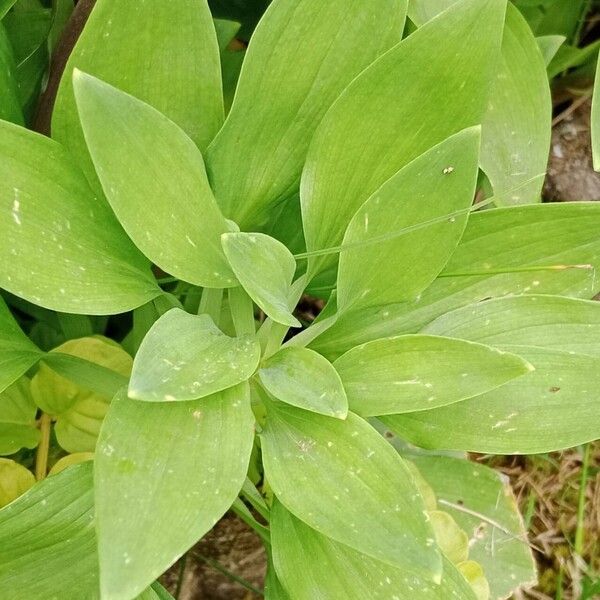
[
  {"x1": 0, "y1": 0, "x2": 18, "y2": 20},
  {"x1": 592, "y1": 53, "x2": 600, "y2": 171},
  {"x1": 301, "y1": 0, "x2": 506, "y2": 277},
  {"x1": 0, "y1": 458, "x2": 34, "y2": 508},
  {"x1": 31, "y1": 337, "x2": 132, "y2": 453},
  {"x1": 0, "y1": 24, "x2": 23, "y2": 124},
  {"x1": 311, "y1": 202, "x2": 600, "y2": 359},
  {"x1": 0, "y1": 297, "x2": 42, "y2": 394},
  {"x1": 386, "y1": 295, "x2": 600, "y2": 453},
  {"x1": 222, "y1": 232, "x2": 300, "y2": 327},
  {"x1": 0, "y1": 462, "x2": 99, "y2": 599},
  {"x1": 261, "y1": 402, "x2": 442, "y2": 580},
  {"x1": 412, "y1": 455, "x2": 537, "y2": 599},
  {"x1": 536, "y1": 34, "x2": 565, "y2": 66},
  {"x1": 333, "y1": 334, "x2": 532, "y2": 416},
  {"x1": 265, "y1": 556, "x2": 292, "y2": 600},
  {"x1": 0, "y1": 377, "x2": 39, "y2": 455},
  {"x1": 95, "y1": 385, "x2": 255, "y2": 599},
  {"x1": 480, "y1": 4, "x2": 551, "y2": 206},
  {"x1": 73, "y1": 72, "x2": 236, "y2": 288},
  {"x1": 271, "y1": 500, "x2": 476, "y2": 600},
  {"x1": 0, "y1": 120, "x2": 160, "y2": 315},
  {"x1": 129, "y1": 309, "x2": 260, "y2": 402},
  {"x1": 336, "y1": 128, "x2": 480, "y2": 313},
  {"x1": 429, "y1": 510, "x2": 469, "y2": 565},
  {"x1": 52, "y1": 0, "x2": 223, "y2": 189},
  {"x1": 258, "y1": 346, "x2": 347, "y2": 418},
  {"x1": 206, "y1": 0, "x2": 407, "y2": 228}
]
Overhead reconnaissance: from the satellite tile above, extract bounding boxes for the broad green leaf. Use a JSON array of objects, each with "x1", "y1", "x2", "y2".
[
  {"x1": 480, "y1": 4, "x2": 551, "y2": 206},
  {"x1": 0, "y1": 458, "x2": 34, "y2": 507},
  {"x1": 412, "y1": 455, "x2": 537, "y2": 599},
  {"x1": 547, "y1": 40, "x2": 600, "y2": 79},
  {"x1": 31, "y1": 336, "x2": 132, "y2": 453},
  {"x1": 0, "y1": 377, "x2": 39, "y2": 455},
  {"x1": 536, "y1": 34, "x2": 565, "y2": 65},
  {"x1": 0, "y1": 297, "x2": 42, "y2": 394},
  {"x1": 0, "y1": 462, "x2": 99, "y2": 599},
  {"x1": 333, "y1": 334, "x2": 532, "y2": 416},
  {"x1": 458, "y1": 561, "x2": 490, "y2": 600},
  {"x1": 301, "y1": 0, "x2": 506, "y2": 277},
  {"x1": 53, "y1": 0, "x2": 223, "y2": 188},
  {"x1": 336, "y1": 128, "x2": 480, "y2": 313},
  {"x1": 261, "y1": 402, "x2": 442, "y2": 580},
  {"x1": 386, "y1": 296, "x2": 600, "y2": 453},
  {"x1": 271, "y1": 500, "x2": 476, "y2": 600},
  {"x1": 407, "y1": 2, "x2": 551, "y2": 206},
  {"x1": 0, "y1": 0, "x2": 18, "y2": 20},
  {"x1": 592, "y1": 54, "x2": 600, "y2": 171},
  {"x1": 206, "y1": 0, "x2": 407, "y2": 228},
  {"x1": 73, "y1": 72, "x2": 235, "y2": 288},
  {"x1": 222, "y1": 232, "x2": 300, "y2": 327},
  {"x1": 129, "y1": 309, "x2": 260, "y2": 402},
  {"x1": 95, "y1": 385, "x2": 255, "y2": 599},
  {"x1": 311, "y1": 203, "x2": 600, "y2": 359},
  {"x1": 428, "y1": 511, "x2": 469, "y2": 565},
  {"x1": 259, "y1": 346, "x2": 347, "y2": 418},
  {"x1": 0, "y1": 120, "x2": 159, "y2": 315},
  {"x1": 49, "y1": 452, "x2": 94, "y2": 476},
  {"x1": 0, "y1": 25, "x2": 23, "y2": 124},
  {"x1": 265, "y1": 557, "x2": 292, "y2": 600}
]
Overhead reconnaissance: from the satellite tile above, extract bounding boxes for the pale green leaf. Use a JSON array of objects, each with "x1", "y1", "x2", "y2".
[
  {"x1": 265, "y1": 557, "x2": 292, "y2": 600},
  {"x1": 52, "y1": 0, "x2": 223, "y2": 188},
  {"x1": 261, "y1": 402, "x2": 442, "y2": 580},
  {"x1": 31, "y1": 336, "x2": 132, "y2": 453},
  {"x1": 592, "y1": 53, "x2": 600, "y2": 171},
  {"x1": 480, "y1": 4, "x2": 551, "y2": 206},
  {"x1": 0, "y1": 462, "x2": 99, "y2": 599},
  {"x1": 271, "y1": 500, "x2": 476, "y2": 600},
  {"x1": 536, "y1": 35, "x2": 565, "y2": 66},
  {"x1": 222, "y1": 232, "x2": 300, "y2": 327},
  {"x1": 259, "y1": 346, "x2": 347, "y2": 418},
  {"x1": 73, "y1": 72, "x2": 236, "y2": 288},
  {"x1": 311, "y1": 203, "x2": 600, "y2": 359},
  {"x1": 336, "y1": 128, "x2": 480, "y2": 313},
  {"x1": 0, "y1": 297, "x2": 42, "y2": 394},
  {"x1": 407, "y1": 0, "x2": 457, "y2": 25},
  {"x1": 0, "y1": 120, "x2": 159, "y2": 315},
  {"x1": 333, "y1": 334, "x2": 532, "y2": 416},
  {"x1": 387, "y1": 296, "x2": 600, "y2": 453},
  {"x1": 0, "y1": 377, "x2": 39, "y2": 455},
  {"x1": 301, "y1": 0, "x2": 506, "y2": 277},
  {"x1": 206, "y1": 0, "x2": 407, "y2": 228},
  {"x1": 0, "y1": 458, "x2": 34, "y2": 508},
  {"x1": 429, "y1": 511, "x2": 469, "y2": 565},
  {"x1": 129, "y1": 309, "x2": 260, "y2": 402},
  {"x1": 95, "y1": 385, "x2": 255, "y2": 599},
  {"x1": 49, "y1": 452, "x2": 94, "y2": 476},
  {"x1": 411, "y1": 455, "x2": 537, "y2": 599}
]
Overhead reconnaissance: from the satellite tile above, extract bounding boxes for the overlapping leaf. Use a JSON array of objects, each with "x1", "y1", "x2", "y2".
[
  {"x1": 271, "y1": 500, "x2": 476, "y2": 600},
  {"x1": 129, "y1": 309, "x2": 260, "y2": 402},
  {"x1": 301, "y1": 0, "x2": 506, "y2": 277},
  {"x1": 261, "y1": 402, "x2": 442, "y2": 580},
  {"x1": 74, "y1": 72, "x2": 236, "y2": 288},
  {"x1": 222, "y1": 233, "x2": 300, "y2": 327},
  {"x1": 53, "y1": 0, "x2": 223, "y2": 188},
  {"x1": 311, "y1": 203, "x2": 600, "y2": 359},
  {"x1": 259, "y1": 347, "x2": 347, "y2": 418},
  {"x1": 385, "y1": 296, "x2": 600, "y2": 453},
  {"x1": 206, "y1": 0, "x2": 407, "y2": 227},
  {"x1": 95, "y1": 385, "x2": 255, "y2": 599},
  {"x1": 334, "y1": 334, "x2": 532, "y2": 416},
  {"x1": 336, "y1": 128, "x2": 480, "y2": 313},
  {"x1": 0, "y1": 120, "x2": 159, "y2": 314},
  {"x1": 0, "y1": 377, "x2": 39, "y2": 455}
]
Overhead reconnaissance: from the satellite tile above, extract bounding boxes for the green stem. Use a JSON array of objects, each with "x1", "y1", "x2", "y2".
[
  {"x1": 192, "y1": 552, "x2": 264, "y2": 597},
  {"x1": 232, "y1": 499, "x2": 270, "y2": 545},
  {"x1": 35, "y1": 413, "x2": 52, "y2": 481},
  {"x1": 241, "y1": 478, "x2": 270, "y2": 521},
  {"x1": 198, "y1": 287, "x2": 224, "y2": 324},
  {"x1": 228, "y1": 287, "x2": 256, "y2": 335},
  {"x1": 174, "y1": 553, "x2": 187, "y2": 599},
  {"x1": 575, "y1": 443, "x2": 591, "y2": 555}
]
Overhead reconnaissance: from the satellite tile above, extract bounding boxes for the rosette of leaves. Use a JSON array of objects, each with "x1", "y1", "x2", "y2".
[{"x1": 0, "y1": 0, "x2": 598, "y2": 599}]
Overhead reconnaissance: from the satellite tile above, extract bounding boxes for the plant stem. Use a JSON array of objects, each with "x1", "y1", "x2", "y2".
[
  {"x1": 192, "y1": 552, "x2": 264, "y2": 597},
  {"x1": 241, "y1": 478, "x2": 270, "y2": 521},
  {"x1": 575, "y1": 443, "x2": 591, "y2": 555},
  {"x1": 198, "y1": 287, "x2": 223, "y2": 324},
  {"x1": 35, "y1": 413, "x2": 52, "y2": 481},
  {"x1": 228, "y1": 287, "x2": 256, "y2": 335},
  {"x1": 174, "y1": 553, "x2": 187, "y2": 599},
  {"x1": 232, "y1": 499, "x2": 270, "y2": 545}
]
